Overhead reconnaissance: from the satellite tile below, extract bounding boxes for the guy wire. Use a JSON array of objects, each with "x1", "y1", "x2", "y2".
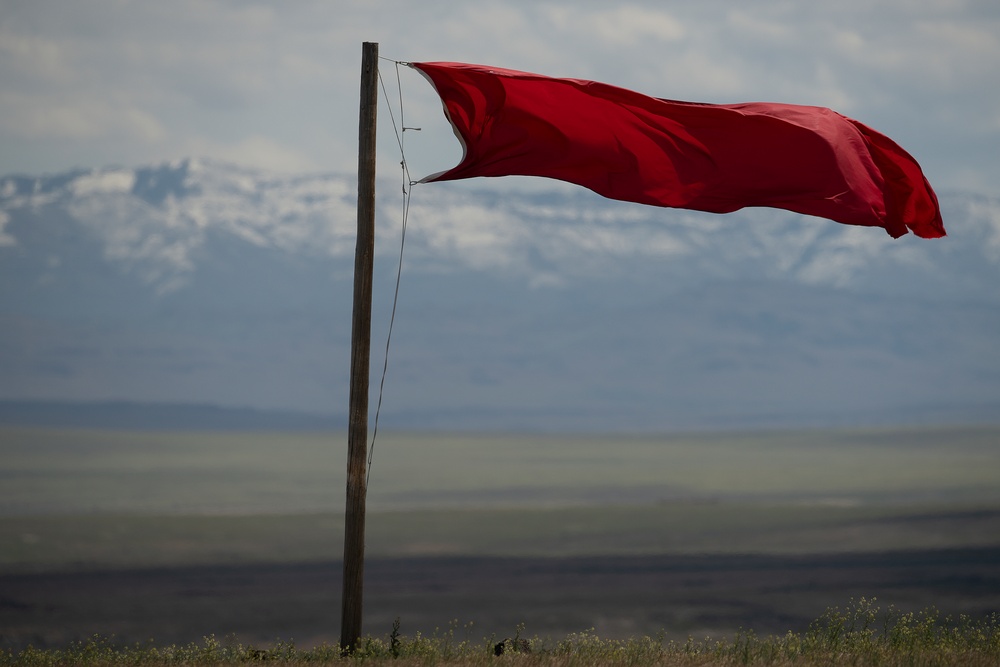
[{"x1": 367, "y1": 59, "x2": 415, "y2": 486}]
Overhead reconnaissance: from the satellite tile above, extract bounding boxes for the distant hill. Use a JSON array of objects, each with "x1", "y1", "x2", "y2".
[
  {"x1": 0, "y1": 400, "x2": 344, "y2": 432},
  {"x1": 1, "y1": 159, "x2": 998, "y2": 432}
]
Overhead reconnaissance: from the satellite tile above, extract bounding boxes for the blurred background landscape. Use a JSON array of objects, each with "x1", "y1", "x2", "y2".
[
  {"x1": 1, "y1": 155, "x2": 998, "y2": 653},
  {"x1": 2, "y1": 0, "x2": 999, "y2": 655},
  {"x1": 2, "y1": 160, "x2": 998, "y2": 431},
  {"x1": 2, "y1": 425, "x2": 999, "y2": 649}
]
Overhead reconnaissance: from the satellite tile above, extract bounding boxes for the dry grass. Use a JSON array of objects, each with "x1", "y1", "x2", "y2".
[{"x1": 4, "y1": 600, "x2": 998, "y2": 667}]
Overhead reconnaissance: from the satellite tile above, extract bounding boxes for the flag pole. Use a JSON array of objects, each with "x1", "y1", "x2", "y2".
[{"x1": 341, "y1": 40, "x2": 378, "y2": 653}]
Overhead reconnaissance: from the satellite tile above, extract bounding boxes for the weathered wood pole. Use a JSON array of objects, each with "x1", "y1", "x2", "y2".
[{"x1": 341, "y1": 40, "x2": 378, "y2": 653}]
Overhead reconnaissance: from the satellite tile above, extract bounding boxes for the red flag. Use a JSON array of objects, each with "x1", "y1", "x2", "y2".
[{"x1": 411, "y1": 62, "x2": 945, "y2": 239}]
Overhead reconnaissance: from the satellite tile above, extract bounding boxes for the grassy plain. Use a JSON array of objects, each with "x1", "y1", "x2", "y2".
[
  {"x1": 1, "y1": 424, "x2": 999, "y2": 652},
  {"x1": 4, "y1": 425, "x2": 1000, "y2": 515},
  {"x1": 3, "y1": 423, "x2": 1000, "y2": 569},
  {"x1": 3, "y1": 503, "x2": 1000, "y2": 572}
]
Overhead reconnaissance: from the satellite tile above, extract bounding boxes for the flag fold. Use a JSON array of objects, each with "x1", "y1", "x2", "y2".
[{"x1": 411, "y1": 61, "x2": 944, "y2": 239}]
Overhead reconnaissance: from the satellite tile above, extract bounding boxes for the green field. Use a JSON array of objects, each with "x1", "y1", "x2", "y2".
[
  {"x1": 2, "y1": 424, "x2": 999, "y2": 650},
  {"x1": 3, "y1": 425, "x2": 1000, "y2": 570},
  {"x1": 4, "y1": 425, "x2": 1000, "y2": 515}
]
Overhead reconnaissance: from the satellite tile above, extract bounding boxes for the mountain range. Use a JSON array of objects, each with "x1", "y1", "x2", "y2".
[{"x1": 1, "y1": 158, "x2": 998, "y2": 432}]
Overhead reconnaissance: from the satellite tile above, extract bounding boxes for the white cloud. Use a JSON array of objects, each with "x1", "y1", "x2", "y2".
[
  {"x1": 0, "y1": 30, "x2": 76, "y2": 85},
  {"x1": 0, "y1": 91, "x2": 166, "y2": 142},
  {"x1": 0, "y1": 0, "x2": 996, "y2": 197},
  {"x1": 178, "y1": 136, "x2": 322, "y2": 174},
  {"x1": 545, "y1": 5, "x2": 684, "y2": 46},
  {"x1": 726, "y1": 10, "x2": 792, "y2": 42}
]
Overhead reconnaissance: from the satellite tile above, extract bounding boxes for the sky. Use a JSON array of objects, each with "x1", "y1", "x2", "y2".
[{"x1": 1, "y1": 0, "x2": 999, "y2": 196}]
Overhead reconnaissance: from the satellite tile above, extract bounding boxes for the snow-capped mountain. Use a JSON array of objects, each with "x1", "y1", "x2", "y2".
[{"x1": 1, "y1": 159, "x2": 998, "y2": 431}]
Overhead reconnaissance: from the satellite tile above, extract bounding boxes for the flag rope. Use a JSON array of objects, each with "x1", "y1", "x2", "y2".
[{"x1": 367, "y1": 58, "x2": 415, "y2": 485}]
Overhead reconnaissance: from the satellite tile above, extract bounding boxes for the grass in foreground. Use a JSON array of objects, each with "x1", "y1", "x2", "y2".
[{"x1": 3, "y1": 600, "x2": 999, "y2": 666}]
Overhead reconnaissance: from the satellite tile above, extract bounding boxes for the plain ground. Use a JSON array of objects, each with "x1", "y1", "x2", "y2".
[
  {"x1": 1, "y1": 425, "x2": 998, "y2": 651},
  {"x1": 4, "y1": 549, "x2": 1000, "y2": 651}
]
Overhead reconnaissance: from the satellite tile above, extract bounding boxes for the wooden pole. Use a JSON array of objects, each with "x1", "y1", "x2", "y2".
[{"x1": 341, "y1": 40, "x2": 378, "y2": 653}]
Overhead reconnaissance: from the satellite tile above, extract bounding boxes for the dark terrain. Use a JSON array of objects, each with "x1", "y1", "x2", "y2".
[{"x1": 3, "y1": 548, "x2": 999, "y2": 652}]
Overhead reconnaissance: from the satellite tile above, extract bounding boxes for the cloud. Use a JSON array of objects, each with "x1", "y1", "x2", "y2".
[
  {"x1": 0, "y1": 90, "x2": 166, "y2": 143},
  {"x1": 177, "y1": 135, "x2": 322, "y2": 174},
  {"x1": 0, "y1": 30, "x2": 76, "y2": 86},
  {"x1": 0, "y1": 0, "x2": 997, "y2": 197},
  {"x1": 726, "y1": 10, "x2": 793, "y2": 42},
  {"x1": 544, "y1": 6, "x2": 685, "y2": 46}
]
